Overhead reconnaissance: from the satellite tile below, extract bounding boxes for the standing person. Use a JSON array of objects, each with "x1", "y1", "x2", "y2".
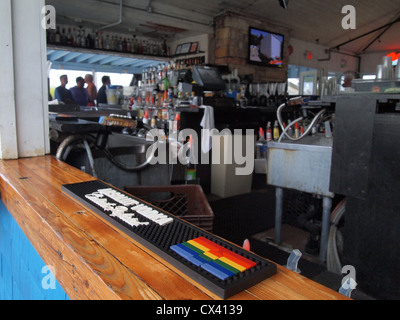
[
  {"x1": 70, "y1": 77, "x2": 90, "y2": 106},
  {"x1": 85, "y1": 74, "x2": 97, "y2": 107},
  {"x1": 97, "y1": 75, "x2": 111, "y2": 106},
  {"x1": 54, "y1": 75, "x2": 75, "y2": 104}
]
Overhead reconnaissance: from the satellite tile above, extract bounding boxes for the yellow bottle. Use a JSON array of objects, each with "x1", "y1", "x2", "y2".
[{"x1": 273, "y1": 120, "x2": 280, "y2": 141}]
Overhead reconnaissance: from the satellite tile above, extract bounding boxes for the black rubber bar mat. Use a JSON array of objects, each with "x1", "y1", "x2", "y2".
[{"x1": 62, "y1": 180, "x2": 277, "y2": 299}]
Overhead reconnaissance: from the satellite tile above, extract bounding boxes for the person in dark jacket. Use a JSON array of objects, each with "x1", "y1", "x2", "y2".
[
  {"x1": 97, "y1": 75, "x2": 111, "y2": 106},
  {"x1": 54, "y1": 75, "x2": 74, "y2": 104},
  {"x1": 70, "y1": 77, "x2": 90, "y2": 106}
]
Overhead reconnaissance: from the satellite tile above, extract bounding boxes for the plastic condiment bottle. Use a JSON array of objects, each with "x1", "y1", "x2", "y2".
[
  {"x1": 294, "y1": 122, "x2": 300, "y2": 138},
  {"x1": 256, "y1": 127, "x2": 267, "y2": 158},
  {"x1": 143, "y1": 111, "x2": 149, "y2": 125},
  {"x1": 287, "y1": 119, "x2": 293, "y2": 137},
  {"x1": 173, "y1": 113, "x2": 180, "y2": 132},
  {"x1": 266, "y1": 122, "x2": 272, "y2": 142},
  {"x1": 273, "y1": 120, "x2": 280, "y2": 141}
]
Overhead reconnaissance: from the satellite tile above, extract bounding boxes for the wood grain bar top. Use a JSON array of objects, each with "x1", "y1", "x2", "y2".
[{"x1": 0, "y1": 156, "x2": 349, "y2": 300}]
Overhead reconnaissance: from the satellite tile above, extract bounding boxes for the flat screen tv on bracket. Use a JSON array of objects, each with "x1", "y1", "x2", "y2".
[{"x1": 248, "y1": 27, "x2": 284, "y2": 68}]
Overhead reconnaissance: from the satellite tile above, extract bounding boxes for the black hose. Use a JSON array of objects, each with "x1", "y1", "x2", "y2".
[
  {"x1": 56, "y1": 134, "x2": 97, "y2": 177},
  {"x1": 100, "y1": 147, "x2": 152, "y2": 172},
  {"x1": 56, "y1": 134, "x2": 92, "y2": 161},
  {"x1": 327, "y1": 199, "x2": 346, "y2": 274},
  {"x1": 56, "y1": 133, "x2": 153, "y2": 173},
  {"x1": 99, "y1": 123, "x2": 154, "y2": 172}
]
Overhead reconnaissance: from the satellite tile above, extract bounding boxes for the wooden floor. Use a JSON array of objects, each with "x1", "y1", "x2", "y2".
[{"x1": 0, "y1": 156, "x2": 350, "y2": 300}]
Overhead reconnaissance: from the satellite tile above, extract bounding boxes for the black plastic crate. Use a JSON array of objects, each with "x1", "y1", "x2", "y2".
[{"x1": 125, "y1": 185, "x2": 214, "y2": 232}]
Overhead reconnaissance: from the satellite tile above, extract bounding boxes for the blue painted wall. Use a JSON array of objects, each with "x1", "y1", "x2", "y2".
[{"x1": 0, "y1": 200, "x2": 69, "y2": 300}]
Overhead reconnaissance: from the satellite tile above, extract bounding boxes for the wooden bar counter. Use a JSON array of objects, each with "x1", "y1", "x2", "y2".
[{"x1": 0, "y1": 156, "x2": 349, "y2": 300}]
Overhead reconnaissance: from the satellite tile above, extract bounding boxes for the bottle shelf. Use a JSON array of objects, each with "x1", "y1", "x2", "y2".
[{"x1": 47, "y1": 44, "x2": 171, "y2": 62}]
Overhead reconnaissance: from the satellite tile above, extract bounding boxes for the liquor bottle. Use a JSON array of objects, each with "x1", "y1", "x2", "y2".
[
  {"x1": 162, "y1": 91, "x2": 169, "y2": 121},
  {"x1": 95, "y1": 32, "x2": 99, "y2": 49},
  {"x1": 85, "y1": 31, "x2": 92, "y2": 48},
  {"x1": 136, "y1": 96, "x2": 144, "y2": 120},
  {"x1": 167, "y1": 90, "x2": 174, "y2": 121},
  {"x1": 67, "y1": 28, "x2": 73, "y2": 46},
  {"x1": 160, "y1": 119, "x2": 168, "y2": 139},
  {"x1": 145, "y1": 95, "x2": 150, "y2": 116},
  {"x1": 98, "y1": 30, "x2": 103, "y2": 49},
  {"x1": 148, "y1": 40, "x2": 152, "y2": 55},
  {"x1": 154, "y1": 41, "x2": 159, "y2": 55},
  {"x1": 150, "y1": 96, "x2": 156, "y2": 119},
  {"x1": 105, "y1": 35, "x2": 111, "y2": 50},
  {"x1": 73, "y1": 28, "x2": 78, "y2": 47},
  {"x1": 162, "y1": 39, "x2": 167, "y2": 56},
  {"x1": 77, "y1": 28, "x2": 82, "y2": 47},
  {"x1": 111, "y1": 36, "x2": 117, "y2": 51},
  {"x1": 133, "y1": 37, "x2": 138, "y2": 53},
  {"x1": 126, "y1": 38, "x2": 131, "y2": 52},
  {"x1": 151, "y1": 116, "x2": 157, "y2": 129},
  {"x1": 48, "y1": 28, "x2": 56, "y2": 44},
  {"x1": 138, "y1": 39, "x2": 143, "y2": 54},
  {"x1": 55, "y1": 26, "x2": 61, "y2": 44},
  {"x1": 61, "y1": 28, "x2": 67, "y2": 45},
  {"x1": 80, "y1": 28, "x2": 86, "y2": 48},
  {"x1": 185, "y1": 135, "x2": 197, "y2": 182},
  {"x1": 157, "y1": 97, "x2": 163, "y2": 119},
  {"x1": 142, "y1": 39, "x2": 147, "y2": 54},
  {"x1": 162, "y1": 65, "x2": 169, "y2": 91},
  {"x1": 118, "y1": 37, "x2": 123, "y2": 52}
]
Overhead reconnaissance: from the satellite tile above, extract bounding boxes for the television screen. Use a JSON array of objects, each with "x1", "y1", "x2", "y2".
[{"x1": 248, "y1": 27, "x2": 284, "y2": 67}]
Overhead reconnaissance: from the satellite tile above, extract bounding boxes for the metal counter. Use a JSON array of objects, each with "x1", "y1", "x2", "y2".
[
  {"x1": 267, "y1": 134, "x2": 334, "y2": 261},
  {"x1": 267, "y1": 135, "x2": 333, "y2": 198}
]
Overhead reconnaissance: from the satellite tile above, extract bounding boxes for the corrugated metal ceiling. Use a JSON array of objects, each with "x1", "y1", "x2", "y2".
[{"x1": 46, "y1": 0, "x2": 400, "y2": 72}]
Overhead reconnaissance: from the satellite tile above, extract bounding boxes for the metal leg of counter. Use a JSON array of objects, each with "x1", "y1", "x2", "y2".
[
  {"x1": 274, "y1": 186, "x2": 333, "y2": 262},
  {"x1": 320, "y1": 196, "x2": 333, "y2": 261},
  {"x1": 274, "y1": 187, "x2": 284, "y2": 245}
]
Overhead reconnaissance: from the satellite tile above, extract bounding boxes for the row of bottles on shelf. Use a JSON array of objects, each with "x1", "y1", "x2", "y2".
[
  {"x1": 130, "y1": 85, "x2": 204, "y2": 134},
  {"x1": 141, "y1": 63, "x2": 172, "y2": 92},
  {"x1": 138, "y1": 58, "x2": 204, "y2": 93},
  {"x1": 175, "y1": 57, "x2": 205, "y2": 69},
  {"x1": 47, "y1": 25, "x2": 169, "y2": 56},
  {"x1": 116, "y1": 57, "x2": 204, "y2": 110},
  {"x1": 132, "y1": 89, "x2": 187, "y2": 134},
  {"x1": 124, "y1": 89, "x2": 196, "y2": 181}
]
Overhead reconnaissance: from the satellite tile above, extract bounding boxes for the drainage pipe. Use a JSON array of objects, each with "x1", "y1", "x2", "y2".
[{"x1": 98, "y1": 0, "x2": 123, "y2": 31}]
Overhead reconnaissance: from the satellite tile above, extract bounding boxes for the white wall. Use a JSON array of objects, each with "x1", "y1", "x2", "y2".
[
  {"x1": 288, "y1": 38, "x2": 360, "y2": 75},
  {"x1": 0, "y1": 0, "x2": 18, "y2": 159},
  {"x1": 0, "y1": 0, "x2": 49, "y2": 159},
  {"x1": 169, "y1": 34, "x2": 210, "y2": 63}
]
